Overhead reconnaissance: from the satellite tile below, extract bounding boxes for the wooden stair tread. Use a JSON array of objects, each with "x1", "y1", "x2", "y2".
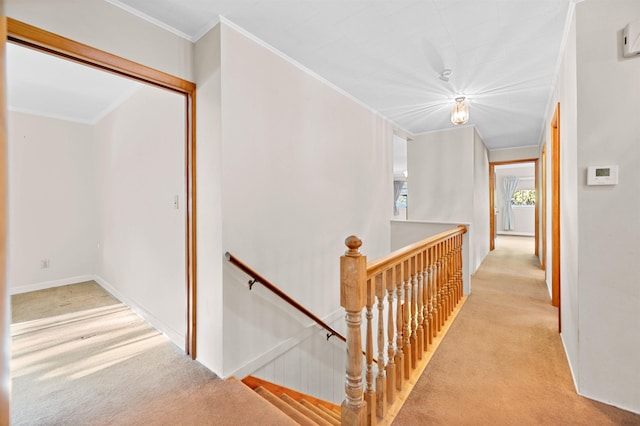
[
  {"x1": 300, "y1": 399, "x2": 340, "y2": 425},
  {"x1": 280, "y1": 394, "x2": 333, "y2": 426},
  {"x1": 317, "y1": 404, "x2": 341, "y2": 422},
  {"x1": 242, "y1": 376, "x2": 340, "y2": 412},
  {"x1": 254, "y1": 386, "x2": 317, "y2": 426}
]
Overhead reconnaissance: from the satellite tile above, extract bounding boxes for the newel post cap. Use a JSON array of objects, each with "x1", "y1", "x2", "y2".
[
  {"x1": 341, "y1": 235, "x2": 367, "y2": 311},
  {"x1": 345, "y1": 236, "x2": 362, "y2": 256}
]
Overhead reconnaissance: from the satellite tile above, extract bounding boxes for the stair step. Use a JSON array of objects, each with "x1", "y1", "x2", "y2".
[
  {"x1": 255, "y1": 386, "x2": 317, "y2": 426},
  {"x1": 300, "y1": 399, "x2": 340, "y2": 425},
  {"x1": 317, "y1": 404, "x2": 341, "y2": 422},
  {"x1": 242, "y1": 376, "x2": 340, "y2": 412},
  {"x1": 280, "y1": 394, "x2": 333, "y2": 426}
]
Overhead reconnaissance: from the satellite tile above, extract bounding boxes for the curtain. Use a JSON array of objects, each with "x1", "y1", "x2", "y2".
[
  {"x1": 503, "y1": 176, "x2": 519, "y2": 230},
  {"x1": 393, "y1": 180, "x2": 404, "y2": 216}
]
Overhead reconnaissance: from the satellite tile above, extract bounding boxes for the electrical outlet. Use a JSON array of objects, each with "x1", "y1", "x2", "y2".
[{"x1": 41, "y1": 259, "x2": 49, "y2": 269}]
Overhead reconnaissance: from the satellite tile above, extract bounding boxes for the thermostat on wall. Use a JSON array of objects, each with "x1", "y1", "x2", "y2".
[{"x1": 587, "y1": 165, "x2": 618, "y2": 185}]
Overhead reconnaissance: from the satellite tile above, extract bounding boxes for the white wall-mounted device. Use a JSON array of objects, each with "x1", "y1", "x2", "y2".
[
  {"x1": 587, "y1": 165, "x2": 619, "y2": 186},
  {"x1": 623, "y1": 20, "x2": 640, "y2": 57}
]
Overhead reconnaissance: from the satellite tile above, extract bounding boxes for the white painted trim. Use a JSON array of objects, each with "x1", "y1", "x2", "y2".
[
  {"x1": 221, "y1": 308, "x2": 344, "y2": 379},
  {"x1": 490, "y1": 145, "x2": 541, "y2": 154},
  {"x1": 103, "y1": 0, "x2": 195, "y2": 41},
  {"x1": 217, "y1": 16, "x2": 411, "y2": 137},
  {"x1": 497, "y1": 231, "x2": 535, "y2": 237},
  {"x1": 10, "y1": 275, "x2": 95, "y2": 295},
  {"x1": 93, "y1": 275, "x2": 185, "y2": 350}
]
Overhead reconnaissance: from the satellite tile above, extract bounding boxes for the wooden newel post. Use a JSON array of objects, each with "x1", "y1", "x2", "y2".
[{"x1": 341, "y1": 236, "x2": 368, "y2": 426}]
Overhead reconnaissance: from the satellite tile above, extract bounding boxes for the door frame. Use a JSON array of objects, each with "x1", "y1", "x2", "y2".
[
  {"x1": 489, "y1": 158, "x2": 539, "y2": 253},
  {"x1": 551, "y1": 103, "x2": 561, "y2": 332},
  {"x1": 6, "y1": 18, "x2": 198, "y2": 358},
  {"x1": 541, "y1": 143, "x2": 547, "y2": 270}
]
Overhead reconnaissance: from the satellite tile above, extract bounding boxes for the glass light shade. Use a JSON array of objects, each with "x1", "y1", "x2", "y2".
[{"x1": 451, "y1": 97, "x2": 469, "y2": 125}]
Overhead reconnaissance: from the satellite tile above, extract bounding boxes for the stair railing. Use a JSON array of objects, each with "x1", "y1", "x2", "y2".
[
  {"x1": 225, "y1": 252, "x2": 346, "y2": 342},
  {"x1": 340, "y1": 225, "x2": 467, "y2": 425}
]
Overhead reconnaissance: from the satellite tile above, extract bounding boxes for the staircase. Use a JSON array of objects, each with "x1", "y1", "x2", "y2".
[
  {"x1": 226, "y1": 225, "x2": 468, "y2": 425},
  {"x1": 242, "y1": 376, "x2": 341, "y2": 425}
]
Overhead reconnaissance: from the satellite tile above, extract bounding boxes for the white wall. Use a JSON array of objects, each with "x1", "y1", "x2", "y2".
[
  {"x1": 6, "y1": 0, "x2": 193, "y2": 81},
  {"x1": 489, "y1": 146, "x2": 539, "y2": 163},
  {"x1": 8, "y1": 112, "x2": 98, "y2": 292},
  {"x1": 8, "y1": 86, "x2": 187, "y2": 349},
  {"x1": 6, "y1": 0, "x2": 199, "y2": 359},
  {"x1": 573, "y1": 0, "x2": 640, "y2": 413},
  {"x1": 194, "y1": 24, "x2": 224, "y2": 374},
  {"x1": 408, "y1": 127, "x2": 474, "y2": 222},
  {"x1": 407, "y1": 126, "x2": 489, "y2": 274},
  {"x1": 544, "y1": 4, "x2": 580, "y2": 393},
  {"x1": 472, "y1": 129, "x2": 490, "y2": 270},
  {"x1": 218, "y1": 22, "x2": 393, "y2": 378},
  {"x1": 94, "y1": 85, "x2": 186, "y2": 348}
]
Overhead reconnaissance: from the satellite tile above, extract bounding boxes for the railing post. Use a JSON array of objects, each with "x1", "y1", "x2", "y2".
[
  {"x1": 375, "y1": 274, "x2": 386, "y2": 419},
  {"x1": 402, "y1": 259, "x2": 411, "y2": 378},
  {"x1": 385, "y1": 269, "x2": 396, "y2": 405},
  {"x1": 416, "y1": 252, "x2": 424, "y2": 359},
  {"x1": 394, "y1": 264, "x2": 404, "y2": 391},
  {"x1": 341, "y1": 236, "x2": 367, "y2": 426}
]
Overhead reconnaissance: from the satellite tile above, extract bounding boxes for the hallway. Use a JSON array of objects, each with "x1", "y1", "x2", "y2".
[{"x1": 392, "y1": 236, "x2": 640, "y2": 425}]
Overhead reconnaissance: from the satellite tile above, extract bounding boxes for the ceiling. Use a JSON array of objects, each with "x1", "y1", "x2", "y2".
[
  {"x1": 106, "y1": 0, "x2": 574, "y2": 150},
  {"x1": 7, "y1": 1, "x2": 575, "y2": 149},
  {"x1": 7, "y1": 43, "x2": 142, "y2": 124}
]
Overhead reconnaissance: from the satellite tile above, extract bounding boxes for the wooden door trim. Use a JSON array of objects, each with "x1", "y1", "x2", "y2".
[
  {"x1": 551, "y1": 103, "x2": 561, "y2": 333},
  {"x1": 0, "y1": 12, "x2": 10, "y2": 424},
  {"x1": 541, "y1": 144, "x2": 547, "y2": 270},
  {"x1": 489, "y1": 158, "x2": 539, "y2": 253},
  {"x1": 489, "y1": 164, "x2": 496, "y2": 251},
  {"x1": 6, "y1": 18, "x2": 198, "y2": 358}
]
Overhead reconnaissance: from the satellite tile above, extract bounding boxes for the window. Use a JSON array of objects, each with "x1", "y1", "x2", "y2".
[
  {"x1": 396, "y1": 182, "x2": 408, "y2": 209},
  {"x1": 511, "y1": 189, "x2": 536, "y2": 206}
]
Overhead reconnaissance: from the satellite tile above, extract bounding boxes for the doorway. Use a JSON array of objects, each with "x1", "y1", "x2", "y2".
[
  {"x1": 5, "y1": 19, "x2": 197, "y2": 357},
  {"x1": 489, "y1": 159, "x2": 539, "y2": 255}
]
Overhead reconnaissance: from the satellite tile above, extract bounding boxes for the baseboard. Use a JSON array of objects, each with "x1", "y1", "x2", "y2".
[
  {"x1": 10, "y1": 275, "x2": 95, "y2": 295},
  {"x1": 222, "y1": 308, "x2": 344, "y2": 380},
  {"x1": 496, "y1": 232, "x2": 535, "y2": 237},
  {"x1": 93, "y1": 275, "x2": 185, "y2": 350}
]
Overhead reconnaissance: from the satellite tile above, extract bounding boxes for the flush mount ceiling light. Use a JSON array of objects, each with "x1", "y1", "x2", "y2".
[{"x1": 451, "y1": 96, "x2": 469, "y2": 125}]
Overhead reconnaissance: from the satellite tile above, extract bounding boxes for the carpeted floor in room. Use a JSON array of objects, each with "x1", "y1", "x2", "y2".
[
  {"x1": 10, "y1": 281, "x2": 295, "y2": 426},
  {"x1": 392, "y1": 235, "x2": 640, "y2": 425}
]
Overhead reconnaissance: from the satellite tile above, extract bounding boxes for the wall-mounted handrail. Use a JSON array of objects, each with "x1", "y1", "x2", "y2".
[{"x1": 225, "y1": 252, "x2": 346, "y2": 343}]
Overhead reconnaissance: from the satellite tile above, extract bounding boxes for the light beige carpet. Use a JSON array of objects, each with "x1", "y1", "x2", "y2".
[
  {"x1": 392, "y1": 236, "x2": 640, "y2": 425},
  {"x1": 11, "y1": 281, "x2": 232, "y2": 425}
]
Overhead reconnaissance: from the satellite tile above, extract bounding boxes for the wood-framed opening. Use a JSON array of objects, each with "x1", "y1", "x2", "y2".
[
  {"x1": 489, "y1": 158, "x2": 539, "y2": 254},
  {"x1": 6, "y1": 18, "x2": 198, "y2": 358},
  {"x1": 541, "y1": 143, "x2": 547, "y2": 270},
  {"x1": 551, "y1": 103, "x2": 561, "y2": 332}
]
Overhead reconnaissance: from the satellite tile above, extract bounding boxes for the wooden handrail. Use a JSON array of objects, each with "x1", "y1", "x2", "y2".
[
  {"x1": 225, "y1": 252, "x2": 346, "y2": 343},
  {"x1": 366, "y1": 225, "x2": 467, "y2": 278}
]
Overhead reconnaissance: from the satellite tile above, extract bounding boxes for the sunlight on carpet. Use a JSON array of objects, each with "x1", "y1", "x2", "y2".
[{"x1": 11, "y1": 282, "x2": 219, "y2": 425}]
